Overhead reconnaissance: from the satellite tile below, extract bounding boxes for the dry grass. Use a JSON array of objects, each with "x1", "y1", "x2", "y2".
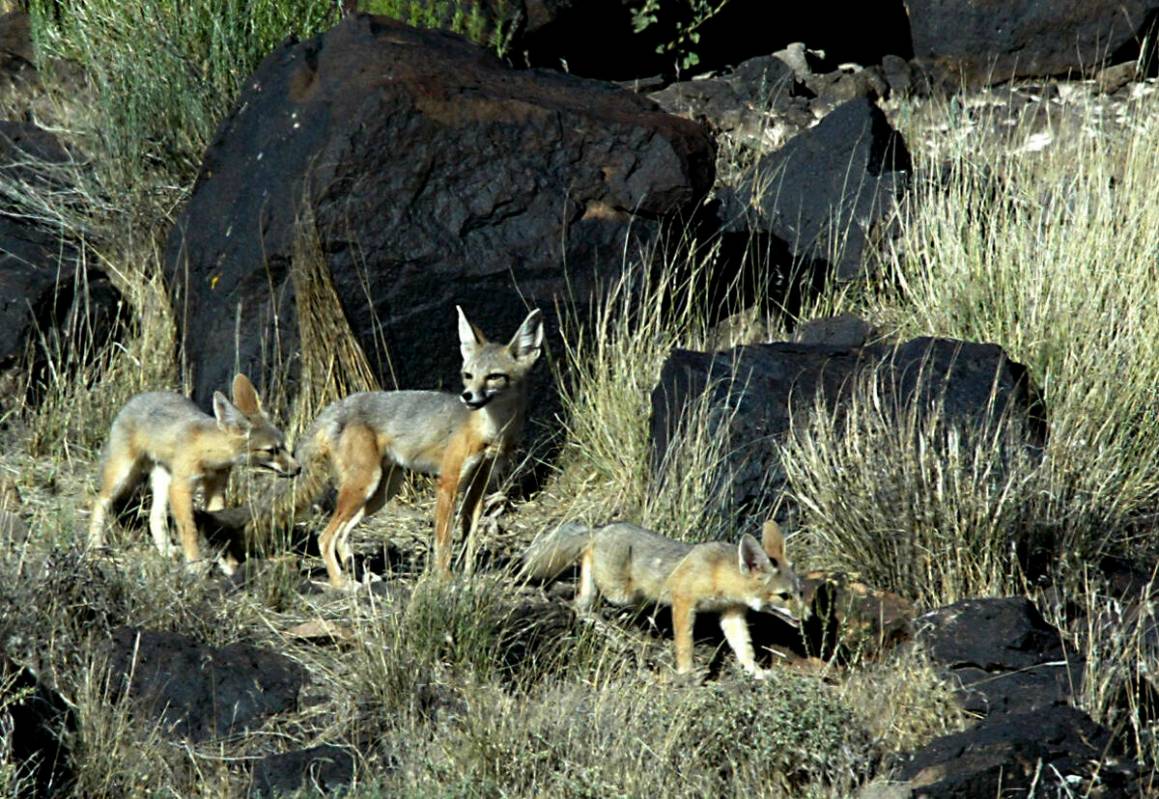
[{"x1": 2, "y1": 4, "x2": 1158, "y2": 793}]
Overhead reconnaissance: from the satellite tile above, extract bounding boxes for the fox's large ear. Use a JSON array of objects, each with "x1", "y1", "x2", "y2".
[
  {"x1": 457, "y1": 305, "x2": 485, "y2": 361},
  {"x1": 508, "y1": 308, "x2": 544, "y2": 364},
  {"x1": 738, "y1": 534, "x2": 773, "y2": 574},
  {"x1": 213, "y1": 391, "x2": 250, "y2": 432},
  {"x1": 761, "y1": 520, "x2": 786, "y2": 568},
  {"x1": 231, "y1": 373, "x2": 261, "y2": 416}
]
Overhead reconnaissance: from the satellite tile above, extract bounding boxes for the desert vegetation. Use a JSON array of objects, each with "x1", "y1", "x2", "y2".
[{"x1": 1, "y1": 1, "x2": 1157, "y2": 796}]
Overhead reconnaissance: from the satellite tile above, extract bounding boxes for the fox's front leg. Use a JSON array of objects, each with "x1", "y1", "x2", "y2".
[
  {"x1": 671, "y1": 594, "x2": 697, "y2": 674},
  {"x1": 168, "y1": 475, "x2": 201, "y2": 564},
  {"x1": 719, "y1": 609, "x2": 767, "y2": 679},
  {"x1": 435, "y1": 438, "x2": 476, "y2": 576},
  {"x1": 433, "y1": 469, "x2": 460, "y2": 576}
]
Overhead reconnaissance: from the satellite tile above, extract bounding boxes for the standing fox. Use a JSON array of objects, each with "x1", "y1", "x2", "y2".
[
  {"x1": 238, "y1": 306, "x2": 544, "y2": 588},
  {"x1": 521, "y1": 519, "x2": 806, "y2": 677},
  {"x1": 88, "y1": 374, "x2": 300, "y2": 569}
]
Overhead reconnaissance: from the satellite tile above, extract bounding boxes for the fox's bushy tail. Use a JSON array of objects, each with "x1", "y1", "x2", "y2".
[{"x1": 520, "y1": 521, "x2": 592, "y2": 580}]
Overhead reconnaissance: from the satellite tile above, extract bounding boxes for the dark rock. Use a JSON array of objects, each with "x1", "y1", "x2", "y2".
[
  {"x1": 0, "y1": 11, "x2": 37, "y2": 106},
  {"x1": 0, "y1": 654, "x2": 75, "y2": 797},
  {"x1": 249, "y1": 745, "x2": 356, "y2": 797},
  {"x1": 771, "y1": 42, "x2": 822, "y2": 81},
  {"x1": 916, "y1": 597, "x2": 1081, "y2": 716},
  {"x1": 651, "y1": 335, "x2": 1043, "y2": 515},
  {"x1": 803, "y1": 66, "x2": 888, "y2": 106},
  {"x1": 649, "y1": 54, "x2": 799, "y2": 133},
  {"x1": 944, "y1": 663, "x2": 1079, "y2": 718},
  {"x1": 896, "y1": 705, "x2": 1137, "y2": 797},
  {"x1": 1097, "y1": 61, "x2": 1139, "y2": 94},
  {"x1": 880, "y1": 55, "x2": 916, "y2": 97},
  {"x1": 917, "y1": 597, "x2": 1065, "y2": 670},
  {"x1": 0, "y1": 122, "x2": 127, "y2": 409},
  {"x1": 906, "y1": 0, "x2": 1159, "y2": 87},
  {"x1": 726, "y1": 97, "x2": 912, "y2": 282},
  {"x1": 164, "y1": 14, "x2": 714, "y2": 432},
  {"x1": 105, "y1": 627, "x2": 304, "y2": 741},
  {"x1": 0, "y1": 11, "x2": 33, "y2": 71}
]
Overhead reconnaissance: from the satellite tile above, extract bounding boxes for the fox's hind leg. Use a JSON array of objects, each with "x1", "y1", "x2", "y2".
[
  {"x1": 318, "y1": 425, "x2": 382, "y2": 589},
  {"x1": 89, "y1": 451, "x2": 144, "y2": 548},
  {"x1": 576, "y1": 547, "x2": 598, "y2": 611}
]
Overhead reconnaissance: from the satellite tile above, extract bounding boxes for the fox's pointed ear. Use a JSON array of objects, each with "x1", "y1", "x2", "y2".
[
  {"x1": 231, "y1": 373, "x2": 261, "y2": 415},
  {"x1": 508, "y1": 308, "x2": 544, "y2": 364},
  {"x1": 761, "y1": 520, "x2": 786, "y2": 567},
  {"x1": 738, "y1": 534, "x2": 773, "y2": 574},
  {"x1": 213, "y1": 391, "x2": 249, "y2": 432},
  {"x1": 457, "y1": 305, "x2": 485, "y2": 361}
]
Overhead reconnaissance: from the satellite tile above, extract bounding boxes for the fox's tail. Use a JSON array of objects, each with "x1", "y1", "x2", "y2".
[{"x1": 519, "y1": 521, "x2": 592, "y2": 580}]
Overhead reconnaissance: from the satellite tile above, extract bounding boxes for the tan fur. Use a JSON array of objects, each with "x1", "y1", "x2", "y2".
[
  {"x1": 273, "y1": 306, "x2": 543, "y2": 588},
  {"x1": 88, "y1": 374, "x2": 299, "y2": 571},
  {"x1": 522, "y1": 519, "x2": 807, "y2": 677}
]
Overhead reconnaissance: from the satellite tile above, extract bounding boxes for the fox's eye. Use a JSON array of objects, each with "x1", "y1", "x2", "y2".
[
  {"x1": 778, "y1": 592, "x2": 793, "y2": 601},
  {"x1": 486, "y1": 373, "x2": 507, "y2": 383},
  {"x1": 462, "y1": 371, "x2": 473, "y2": 380}
]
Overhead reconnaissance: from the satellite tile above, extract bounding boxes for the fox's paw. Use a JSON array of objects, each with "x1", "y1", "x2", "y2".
[
  {"x1": 182, "y1": 558, "x2": 215, "y2": 579},
  {"x1": 215, "y1": 554, "x2": 239, "y2": 578}
]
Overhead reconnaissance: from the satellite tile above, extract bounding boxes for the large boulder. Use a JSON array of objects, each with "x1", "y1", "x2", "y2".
[
  {"x1": 906, "y1": 0, "x2": 1159, "y2": 87},
  {"x1": 870, "y1": 597, "x2": 1142, "y2": 796},
  {"x1": 915, "y1": 597, "x2": 1080, "y2": 717},
  {"x1": 892, "y1": 704, "x2": 1138, "y2": 797},
  {"x1": 0, "y1": 121, "x2": 125, "y2": 409},
  {"x1": 719, "y1": 97, "x2": 912, "y2": 283},
  {"x1": 164, "y1": 14, "x2": 714, "y2": 423},
  {"x1": 651, "y1": 332, "x2": 1044, "y2": 514}
]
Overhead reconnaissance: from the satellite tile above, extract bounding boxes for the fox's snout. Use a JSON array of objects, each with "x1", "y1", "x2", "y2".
[
  {"x1": 460, "y1": 388, "x2": 490, "y2": 410},
  {"x1": 273, "y1": 453, "x2": 302, "y2": 477},
  {"x1": 252, "y1": 447, "x2": 301, "y2": 477}
]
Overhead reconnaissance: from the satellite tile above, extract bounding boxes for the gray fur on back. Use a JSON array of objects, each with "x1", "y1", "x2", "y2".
[{"x1": 591, "y1": 522, "x2": 693, "y2": 580}]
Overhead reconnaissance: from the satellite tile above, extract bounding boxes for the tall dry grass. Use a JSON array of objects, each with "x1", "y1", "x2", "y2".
[{"x1": 776, "y1": 89, "x2": 1159, "y2": 606}]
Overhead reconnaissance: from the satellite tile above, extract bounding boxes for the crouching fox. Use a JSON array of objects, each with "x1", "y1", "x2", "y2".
[{"x1": 522, "y1": 519, "x2": 806, "y2": 677}]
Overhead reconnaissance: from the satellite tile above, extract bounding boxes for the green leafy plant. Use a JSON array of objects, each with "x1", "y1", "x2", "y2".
[{"x1": 630, "y1": 0, "x2": 731, "y2": 73}]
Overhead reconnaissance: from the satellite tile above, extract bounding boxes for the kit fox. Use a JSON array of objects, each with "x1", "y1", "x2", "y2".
[
  {"x1": 522, "y1": 519, "x2": 806, "y2": 677},
  {"x1": 88, "y1": 374, "x2": 300, "y2": 569},
  {"x1": 235, "y1": 306, "x2": 544, "y2": 588}
]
